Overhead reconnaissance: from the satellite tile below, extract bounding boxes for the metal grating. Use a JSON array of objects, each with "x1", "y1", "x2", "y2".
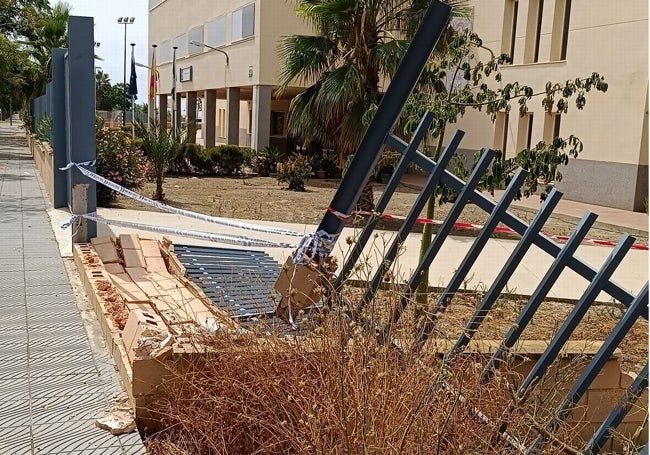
[{"x1": 174, "y1": 244, "x2": 315, "y2": 332}]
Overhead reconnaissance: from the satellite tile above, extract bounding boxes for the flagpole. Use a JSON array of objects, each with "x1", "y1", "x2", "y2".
[
  {"x1": 172, "y1": 46, "x2": 177, "y2": 133},
  {"x1": 149, "y1": 44, "x2": 158, "y2": 128},
  {"x1": 130, "y1": 43, "x2": 137, "y2": 137}
]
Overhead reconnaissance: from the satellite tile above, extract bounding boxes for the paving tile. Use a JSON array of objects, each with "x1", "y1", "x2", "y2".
[
  {"x1": 32, "y1": 421, "x2": 123, "y2": 454},
  {"x1": 0, "y1": 400, "x2": 32, "y2": 427},
  {"x1": 0, "y1": 436, "x2": 32, "y2": 455}
]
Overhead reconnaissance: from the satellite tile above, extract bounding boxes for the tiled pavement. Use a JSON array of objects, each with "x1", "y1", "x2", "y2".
[{"x1": 0, "y1": 123, "x2": 146, "y2": 454}]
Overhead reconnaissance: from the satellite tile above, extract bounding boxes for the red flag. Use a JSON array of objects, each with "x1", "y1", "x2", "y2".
[{"x1": 149, "y1": 47, "x2": 158, "y2": 100}]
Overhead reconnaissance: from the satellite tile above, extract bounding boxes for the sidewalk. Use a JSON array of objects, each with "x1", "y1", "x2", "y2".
[
  {"x1": 46, "y1": 206, "x2": 647, "y2": 303},
  {"x1": 400, "y1": 173, "x2": 649, "y2": 234},
  {"x1": 0, "y1": 122, "x2": 145, "y2": 454}
]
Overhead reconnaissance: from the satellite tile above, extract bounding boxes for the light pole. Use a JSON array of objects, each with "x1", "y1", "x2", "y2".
[
  {"x1": 117, "y1": 16, "x2": 135, "y2": 127},
  {"x1": 189, "y1": 40, "x2": 230, "y2": 66}
]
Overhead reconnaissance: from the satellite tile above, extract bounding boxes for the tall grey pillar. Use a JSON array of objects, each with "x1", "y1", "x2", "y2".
[
  {"x1": 204, "y1": 89, "x2": 216, "y2": 149},
  {"x1": 66, "y1": 16, "x2": 96, "y2": 241},
  {"x1": 186, "y1": 91, "x2": 197, "y2": 143},
  {"x1": 51, "y1": 48, "x2": 67, "y2": 208},
  {"x1": 252, "y1": 85, "x2": 271, "y2": 151},
  {"x1": 175, "y1": 94, "x2": 182, "y2": 130},
  {"x1": 227, "y1": 87, "x2": 240, "y2": 145},
  {"x1": 159, "y1": 94, "x2": 168, "y2": 131}
]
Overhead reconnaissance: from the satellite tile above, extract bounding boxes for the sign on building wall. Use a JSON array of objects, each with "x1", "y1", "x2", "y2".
[{"x1": 180, "y1": 66, "x2": 193, "y2": 82}]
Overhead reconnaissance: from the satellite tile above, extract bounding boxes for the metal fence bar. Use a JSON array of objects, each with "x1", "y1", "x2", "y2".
[
  {"x1": 528, "y1": 283, "x2": 649, "y2": 454},
  {"x1": 414, "y1": 167, "x2": 528, "y2": 350},
  {"x1": 481, "y1": 212, "x2": 598, "y2": 383},
  {"x1": 518, "y1": 234, "x2": 635, "y2": 394},
  {"x1": 386, "y1": 136, "x2": 641, "y2": 311},
  {"x1": 356, "y1": 131, "x2": 463, "y2": 314},
  {"x1": 583, "y1": 363, "x2": 649, "y2": 455},
  {"x1": 315, "y1": 1, "x2": 451, "y2": 245},
  {"x1": 387, "y1": 149, "x2": 494, "y2": 329},
  {"x1": 450, "y1": 189, "x2": 563, "y2": 357},
  {"x1": 335, "y1": 111, "x2": 438, "y2": 287}
]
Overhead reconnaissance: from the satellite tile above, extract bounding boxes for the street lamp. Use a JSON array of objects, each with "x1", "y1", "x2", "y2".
[
  {"x1": 117, "y1": 16, "x2": 135, "y2": 126},
  {"x1": 189, "y1": 40, "x2": 229, "y2": 66}
]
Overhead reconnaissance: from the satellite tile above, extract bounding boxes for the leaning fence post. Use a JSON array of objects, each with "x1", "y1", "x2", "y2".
[{"x1": 66, "y1": 16, "x2": 96, "y2": 242}]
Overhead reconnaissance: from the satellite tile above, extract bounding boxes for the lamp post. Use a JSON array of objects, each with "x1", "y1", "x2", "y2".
[
  {"x1": 189, "y1": 40, "x2": 230, "y2": 66},
  {"x1": 117, "y1": 16, "x2": 135, "y2": 127}
]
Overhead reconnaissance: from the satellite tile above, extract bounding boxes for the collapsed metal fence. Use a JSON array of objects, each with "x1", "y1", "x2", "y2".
[{"x1": 307, "y1": 2, "x2": 648, "y2": 453}]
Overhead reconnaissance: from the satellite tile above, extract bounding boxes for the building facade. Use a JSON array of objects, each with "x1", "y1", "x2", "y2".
[
  {"x1": 453, "y1": 0, "x2": 648, "y2": 211},
  {"x1": 148, "y1": 0, "x2": 312, "y2": 152},
  {"x1": 149, "y1": 0, "x2": 648, "y2": 211}
]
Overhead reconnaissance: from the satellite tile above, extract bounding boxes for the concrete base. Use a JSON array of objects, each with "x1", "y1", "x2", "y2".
[{"x1": 555, "y1": 158, "x2": 648, "y2": 212}]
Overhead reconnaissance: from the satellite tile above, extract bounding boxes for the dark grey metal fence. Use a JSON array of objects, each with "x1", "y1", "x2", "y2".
[{"x1": 312, "y1": 1, "x2": 648, "y2": 453}]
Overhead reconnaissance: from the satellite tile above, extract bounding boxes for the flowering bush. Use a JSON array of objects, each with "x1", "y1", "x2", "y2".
[
  {"x1": 276, "y1": 154, "x2": 312, "y2": 191},
  {"x1": 95, "y1": 117, "x2": 150, "y2": 206}
]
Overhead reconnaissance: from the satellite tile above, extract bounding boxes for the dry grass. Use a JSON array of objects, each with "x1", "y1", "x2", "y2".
[{"x1": 141, "y1": 282, "x2": 643, "y2": 455}]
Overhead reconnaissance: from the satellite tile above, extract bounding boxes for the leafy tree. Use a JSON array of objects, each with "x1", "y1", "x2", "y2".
[
  {"x1": 0, "y1": 35, "x2": 32, "y2": 113},
  {"x1": 135, "y1": 119, "x2": 193, "y2": 200},
  {"x1": 0, "y1": 0, "x2": 49, "y2": 40},
  {"x1": 278, "y1": 0, "x2": 468, "y2": 211},
  {"x1": 394, "y1": 30, "x2": 608, "y2": 326}
]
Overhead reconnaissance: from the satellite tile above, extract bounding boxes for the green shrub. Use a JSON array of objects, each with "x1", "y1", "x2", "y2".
[
  {"x1": 35, "y1": 115, "x2": 53, "y2": 143},
  {"x1": 254, "y1": 146, "x2": 284, "y2": 176},
  {"x1": 211, "y1": 144, "x2": 247, "y2": 176},
  {"x1": 171, "y1": 143, "x2": 203, "y2": 174},
  {"x1": 276, "y1": 154, "x2": 312, "y2": 191},
  {"x1": 96, "y1": 117, "x2": 149, "y2": 206}
]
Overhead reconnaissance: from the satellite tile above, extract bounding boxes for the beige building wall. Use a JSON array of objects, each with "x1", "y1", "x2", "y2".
[
  {"x1": 148, "y1": 0, "x2": 313, "y2": 150},
  {"x1": 452, "y1": 0, "x2": 648, "y2": 211}
]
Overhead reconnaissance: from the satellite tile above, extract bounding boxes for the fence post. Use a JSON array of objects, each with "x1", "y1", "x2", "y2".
[
  {"x1": 51, "y1": 48, "x2": 67, "y2": 208},
  {"x1": 65, "y1": 16, "x2": 96, "y2": 241}
]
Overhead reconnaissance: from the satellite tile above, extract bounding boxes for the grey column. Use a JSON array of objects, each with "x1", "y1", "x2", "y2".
[
  {"x1": 186, "y1": 91, "x2": 197, "y2": 143},
  {"x1": 159, "y1": 94, "x2": 168, "y2": 131},
  {"x1": 51, "y1": 48, "x2": 67, "y2": 208},
  {"x1": 251, "y1": 85, "x2": 271, "y2": 151},
  {"x1": 204, "y1": 89, "x2": 216, "y2": 149},
  {"x1": 227, "y1": 87, "x2": 240, "y2": 145},
  {"x1": 65, "y1": 16, "x2": 96, "y2": 241}
]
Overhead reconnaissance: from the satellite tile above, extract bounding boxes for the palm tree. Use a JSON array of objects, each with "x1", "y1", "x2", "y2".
[
  {"x1": 95, "y1": 70, "x2": 112, "y2": 110},
  {"x1": 23, "y1": 1, "x2": 71, "y2": 101},
  {"x1": 278, "y1": 0, "x2": 467, "y2": 210}
]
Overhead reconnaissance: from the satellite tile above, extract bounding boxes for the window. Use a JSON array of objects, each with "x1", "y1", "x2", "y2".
[
  {"x1": 543, "y1": 112, "x2": 561, "y2": 143},
  {"x1": 159, "y1": 40, "x2": 171, "y2": 64},
  {"x1": 501, "y1": 0, "x2": 519, "y2": 62},
  {"x1": 493, "y1": 112, "x2": 510, "y2": 155},
  {"x1": 271, "y1": 111, "x2": 285, "y2": 136},
  {"x1": 524, "y1": 0, "x2": 544, "y2": 63},
  {"x1": 516, "y1": 113, "x2": 534, "y2": 151},
  {"x1": 172, "y1": 33, "x2": 188, "y2": 58},
  {"x1": 188, "y1": 26, "x2": 204, "y2": 55},
  {"x1": 550, "y1": 0, "x2": 571, "y2": 60},
  {"x1": 218, "y1": 109, "x2": 226, "y2": 138},
  {"x1": 206, "y1": 15, "x2": 227, "y2": 48},
  {"x1": 232, "y1": 3, "x2": 255, "y2": 41}
]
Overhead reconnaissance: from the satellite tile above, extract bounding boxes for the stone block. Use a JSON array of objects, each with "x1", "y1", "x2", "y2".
[
  {"x1": 274, "y1": 257, "x2": 324, "y2": 320},
  {"x1": 589, "y1": 358, "x2": 623, "y2": 389},
  {"x1": 119, "y1": 234, "x2": 141, "y2": 251},
  {"x1": 104, "y1": 263, "x2": 125, "y2": 275},
  {"x1": 122, "y1": 308, "x2": 166, "y2": 362},
  {"x1": 91, "y1": 236, "x2": 114, "y2": 247},
  {"x1": 145, "y1": 256, "x2": 168, "y2": 274},
  {"x1": 140, "y1": 239, "x2": 162, "y2": 258},
  {"x1": 123, "y1": 248, "x2": 146, "y2": 268},
  {"x1": 95, "y1": 242, "x2": 120, "y2": 264}
]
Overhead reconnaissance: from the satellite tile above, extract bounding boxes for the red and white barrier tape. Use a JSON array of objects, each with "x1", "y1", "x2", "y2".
[{"x1": 328, "y1": 207, "x2": 649, "y2": 251}]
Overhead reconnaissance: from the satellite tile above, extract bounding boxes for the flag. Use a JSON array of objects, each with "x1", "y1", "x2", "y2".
[
  {"x1": 149, "y1": 47, "x2": 158, "y2": 100},
  {"x1": 129, "y1": 46, "x2": 138, "y2": 100},
  {"x1": 171, "y1": 46, "x2": 177, "y2": 102}
]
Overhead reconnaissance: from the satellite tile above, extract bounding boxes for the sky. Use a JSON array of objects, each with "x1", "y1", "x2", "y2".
[{"x1": 54, "y1": 0, "x2": 150, "y2": 101}]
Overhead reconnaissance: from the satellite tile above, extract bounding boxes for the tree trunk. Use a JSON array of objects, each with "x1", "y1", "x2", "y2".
[{"x1": 355, "y1": 178, "x2": 375, "y2": 212}]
